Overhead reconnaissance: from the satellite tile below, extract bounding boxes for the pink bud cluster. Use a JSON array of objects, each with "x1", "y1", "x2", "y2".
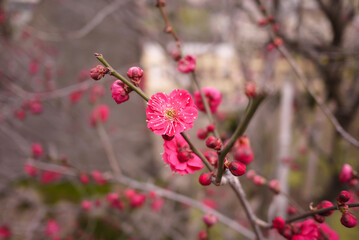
[
  {"x1": 111, "y1": 66, "x2": 144, "y2": 104},
  {"x1": 272, "y1": 218, "x2": 339, "y2": 240},
  {"x1": 337, "y1": 190, "x2": 357, "y2": 228},
  {"x1": 267, "y1": 37, "x2": 284, "y2": 51},
  {"x1": 14, "y1": 98, "x2": 44, "y2": 121},
  {"x1": 312, "y1": 200, "x2": 334, "y2": 223},
  {"x1": 196, "y1": 124, "x2": 215, "y2": 140}
]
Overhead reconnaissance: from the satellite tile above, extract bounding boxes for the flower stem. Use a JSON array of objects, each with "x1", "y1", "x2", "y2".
[
  {"x1": 95, "y1": 53, "x2": 149, "y2": 101},
  {"x1": 284, "y1": 203, "x2": 359, "y2": 225},
  {"x1": 216, "y1": 95, "x2": 265, "y2": 184},
  {"x1": 228, "y1": 174, "x2": 264, "y2": 240},
  {"x1": 181, "y1": 133, "x2": 213, "y2": 172}
]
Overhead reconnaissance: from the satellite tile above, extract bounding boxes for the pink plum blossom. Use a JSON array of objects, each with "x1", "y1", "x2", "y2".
[
  {"x1": 319, "y1": 223, "x2": 339, "y2": 240},
  {"x1": 177, "y1": 55, "x2": 196, "y2": 73},
  {"x1": 146, "y1": 89, "x2": 197, "y2": 136},
  {"x1": 194, "y1": 87, "x2": 222, "y2": 113},
  {"x1": 162, "y1": 134, "x2": 203, "y2": 175}
]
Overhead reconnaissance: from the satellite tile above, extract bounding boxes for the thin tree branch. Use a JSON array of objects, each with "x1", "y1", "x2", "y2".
[
  {"x1": 278, "y1": 46, "x2": 359, "y2": 148},
  {"x1": 32, "y1": 161, "x2": 255, "y2": 239},
  {"x1": 216, "y1": 95, "x2": 265, "y2": 184},
  {"x1": 227, "y1": 173, "x2": 264, "y2": 240},
  {"x1": 29, "y1": 0, "x2": 129, "y2": 41}
]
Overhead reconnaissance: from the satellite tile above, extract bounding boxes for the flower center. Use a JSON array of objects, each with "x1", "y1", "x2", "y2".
[{"x1": 165, "y1": 108, "x2": 177, "y2": 120}]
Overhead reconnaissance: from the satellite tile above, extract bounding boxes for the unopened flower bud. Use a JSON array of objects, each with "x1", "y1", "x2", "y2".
[
  {"x1": 338, "y1": 191, "x2": 351, "y2": 204},
  {"x1": 205, "y1": 136, "x2": 222, "y2": 151},
  {"x1": 253, "y1": 175, "x2": 266, "y2": 185},
  {"x1": 274, "y1": 37, "x2": 283, "y2": 47},
  {"x1": 164, "y1": 25, "x2": 172, "y2": 33},
  {"x1": 79, "y1": 173, "x2": 89, "y2": 184},
  {"x1": 169, "y1": 48, "x2": 181, "y2": 61},
  {"x1": 24, "y1": 164, "x2": 37, "y2": 177},
  {"x1": 339, "y1": 164, "x2": 354, "y2": 183},
  {"x1": 90, "y1": 65, "x2": 108, "y2": 81},
  {"x1": 130, "y1": 194, "x2": 146, "y2": 208},
  {"x1": 246, "y1": 169, "x2": 256, "y2": 179},
  {"x1": 272, "y1": 217, "x2": 285, "y2": 231},
  {"x1": 269, "y1": 179, "x2": 280, "y2": 194},
  {"x1": 314, "y1": 214, "x2": 325, "y2": 223},
  {"x1": 267, "y1": 43, "x2": 275, "y2": 51},
  {"x1": 204, "y1": 151, "x2": 218, "y2": 167},
  {"x1": 316, "y1": 200, "x2": 334, "y2": 216},
  {"x1": 199, "y1": 172, "x2": 212, "y2": 186},
  {"x1": 32, "y1": 142, "x2": 43, "y2": 158},
  {"x1": 197, "y1": 230, "x2": 207, "y2": 240},
  {"x1": 258, "y1": 19, "x2": 268, "y2": 26},
  {"x1": 287, "y1": 206, "x2": 298, "y2": 215},
  {"x1": 202, "y1": 213, "x2": 218, "y2": 227},
  {"x1": 111, "y1": 80, "x2": 129, "y2": 104},
  {"x1": 228, "y1": 161, "x2": 246, "y2": 176},
  {"x1": 14, "y1": 109, "x2": 26, "y2": 120},
  {"x1": 126, "y1": 66, "x2": 143, "y2": 86},
  {"x1": 82, "y1": 200, "x2": 92, "y2": 211},
  {"x1": 125, "y1": 189, "x2": 137, "y2": 199},
  {"x1": 267, "y1": 16, "x2": 275, "y2": 23},
  {"x1": 233, "y1": 145, "x2": 254, "y2": 165},
  {"x1": 349, "y1": 178, "x2": 358, "y2": 187},
  {"x1": 206, "y1": 124, "x2": 215, "y2": 132},
  {"x1": 196, "y1": 128, "x2": 208, "y2": 140},
  {"x1": 273, "y1": 23, "x2": 280, "y2": 32},
  {"x1": 341, "y1": 212, "x2": 357, "y2": 228},
  {"x1": 245, "y1": 82, "x2": 257, "y2": 98}
]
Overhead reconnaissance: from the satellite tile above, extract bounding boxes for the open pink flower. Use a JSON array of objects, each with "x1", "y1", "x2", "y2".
[
  {"x1": 194, "y1": 87, "x2": 222, "y2": 113},
  {"x1": 177, "y1": 55, "x2": 196, "y2": 73},
  {"x1": 319, "y1": 223, "x2": 339, "y2": 240},
  {"x1": 163, "y1": 134, "x2": 203, "y2": 175},
  {"x1": 292, "y1": 219, "x2": 319, "y2": 240},
  {"x1": 146, "y1": 89, "x2": 197, "y2": 136}
]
